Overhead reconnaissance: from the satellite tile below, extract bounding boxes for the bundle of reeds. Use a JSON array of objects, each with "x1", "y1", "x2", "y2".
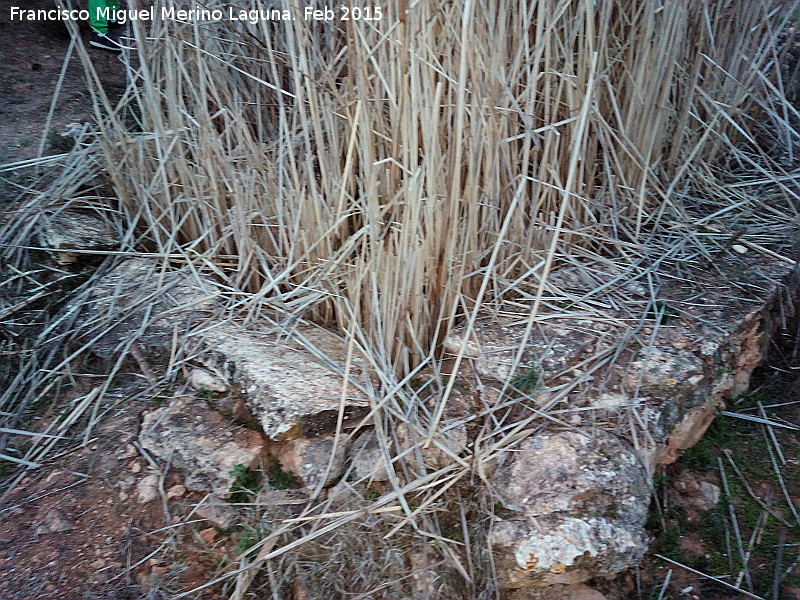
[{"x1": 83, "y1": 0, "x2": 793, "y2": 373}]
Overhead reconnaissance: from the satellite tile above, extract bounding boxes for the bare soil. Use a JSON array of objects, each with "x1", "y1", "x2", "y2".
[{"x1": 0, "y1": 0, "x2": 125, "y2": 182}]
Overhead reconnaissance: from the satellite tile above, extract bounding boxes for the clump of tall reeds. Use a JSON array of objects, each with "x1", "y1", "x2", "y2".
[{"x1": 86, "y1": 0, "x2": 794, "y2": 371}]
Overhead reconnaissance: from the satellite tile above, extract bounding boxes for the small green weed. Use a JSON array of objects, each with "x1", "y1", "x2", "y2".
[
  {"x1": 229, "y1": 464, "x2": 261, "y2": 503},
  {"x1": 266, "y1": 459, "x2": 296, "y2": 490},
  {"x1": 510, "y1": 367, "x2": 539, "y2": 394},
  {"x1": 236, "y1": 525, "x2": 266, "y2": 553}
]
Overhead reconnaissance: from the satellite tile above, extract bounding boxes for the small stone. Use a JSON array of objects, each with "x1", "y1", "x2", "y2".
[
  {"x1": 278, "y1": 436, "x2": 347, "y2": 488},
  {"x1": 699, "y1": 482, "x2": 721, "y2": 511},
  {"x1": 137, "y1": 474, "x2": 160, "y2": 504},
  {"x1": 198, "y1": 527, "x2": 218, "y2": 545},
  {"x1": 130, "y1": 462, "x2": 142, "y2": 473},
  {"x1": 195, "y1": 494, "x2": 237, "y2": 529},
  {"x1": 36, "y1": 509, "x2": 74, "y2": 534},
  {"x1": 167, "y1": 484, "x2": 187, "y2": 499},
  {"x1": 120, "y1": 443, "x2": 138, "y2": 459},
  {"x1": 187, "y1": 368, "x2": 228, "y2": 393},
  {"x1": 731, "y1": 244, "x2": 748, "y2": 254},
  {"x1": 119, "y1": 491, "x2": 129, "y2": 501},
  {"x1": 88, "y1": 559, "x2": 106, "y2": 570}
]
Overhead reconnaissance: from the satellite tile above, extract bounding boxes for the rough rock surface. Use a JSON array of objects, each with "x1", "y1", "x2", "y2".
[
  {"x1": 197, "y1": 323, "x2": 371, "y2": 440},
  {"x1": 446, "y1": 257, "x2": 798, "y2": 468},
  {"x1": 278, "y1": 436, "x2": 347, "y2": 488},
  {"x1": 76, "y1": 260, "x2": 371, "y2": 440},
  {"x1": 35, "y1": 209, "x2": 118, "y2": 265},
  {"x1": 139, "y1": 397, "x2": 265, "y2": 497},
  {"x1": 348, "y1": 431, "x2": 390, "y2": 482},
  {"x1": 491, "y1": 431, "x2": 649, "y2": 588},
  {"x1": 70, "y1": 258, "x2": 219, "y2": 357},
  {"x1": 447, "y1": 255, "x2": 798, "y2": 589}
]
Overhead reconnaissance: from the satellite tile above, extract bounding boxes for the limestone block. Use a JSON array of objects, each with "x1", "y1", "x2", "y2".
[
  {"x1": 490, "y1": 431, "x2": 649, "y2": 588},
  {"x1": 197, "y1": 323, "x2": 370, "y2": 440}
]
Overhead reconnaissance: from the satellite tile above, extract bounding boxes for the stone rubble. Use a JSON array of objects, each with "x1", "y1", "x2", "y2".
[
  {"x1": 69, "y1": 254, "x2": 798, "y2": 592},
  {"x1": 491, "y1": 431, "x2": 649, "y2": 588},
  {"x1": 139, "y1": 397, "x2": 265, "y2": 498}
]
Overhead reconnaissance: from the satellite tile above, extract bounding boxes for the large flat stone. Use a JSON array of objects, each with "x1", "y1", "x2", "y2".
[
  {"x1": 445, "y1": 255, "x2": 798, "y2": 468},
  {"x1": 196, "y1": 323, "x2": 371, "y2": 440},
  {"x1": 75, "y1": 260, "x2": 371, "y2": 440},
  {"x1": 70, "y1": 258, "x2": 219, "y2": 357}
]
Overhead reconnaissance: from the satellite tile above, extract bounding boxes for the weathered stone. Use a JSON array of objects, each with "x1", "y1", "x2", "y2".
[
  {"x1": 70, "y1": 258, "x2": 218, "y2": 357},
  {"x1": 444, "y1": 316, "x2": 621, "y2": 385},
  {"x1": 397, "y1": 421, "x2": 468, "y2": 471},
  {"x1": 490, "y1": 431, "x2": 649, "y2": 588},
  {"x1": 195, "y1": 494, "x2": 237, "y2": 529},
  {"x1": 35, "y1": 509, "x2": 75, "y2": 534},
  {"x1": 139, "y1": 397, "x2": 265, "y2": 498},
  {"x1": 136, "y1": 474, "x2": 160, "y2": 504},
  {"x1": 166, "y1": 484, "x2": 187, "y2": 500},
  {"x1": 35, "y1": 209, "x2": 117, "y2": 265},
  {"x1": 277, "y1": 436, "x2": 347, "y2": 489},
  {"x1": 197, "y1": 323, "x2": 370, "y2": 440},
  {"x1": 502, "y1": 583, "x2": 609, "y2": 600},
  {"x1": 669, "y1": 471, "x2": 721, "y2": 517},
  {"x1": 187, "y1": 368, "x2": 227, "y2": 393},
  {"x1": 348, "y1": 431, "x2": 389, "y2": 482},
  {"x1": 74, "y1": 260, "x2": 371, "y2": 440},
  {"x1": 445, "y1": 257, "x2": 798, "y2": 472}
]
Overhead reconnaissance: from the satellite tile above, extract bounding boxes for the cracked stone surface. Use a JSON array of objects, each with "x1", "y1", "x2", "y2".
[
  {"x1": 197, "y1": 323, "x2": 371, "y2": 440},
  {"x1": 491, "y1": 431, "x2": 649, "y2": 588},
  {"x1": 449, "y1": 255, "x2": 798, "y2": 588}
]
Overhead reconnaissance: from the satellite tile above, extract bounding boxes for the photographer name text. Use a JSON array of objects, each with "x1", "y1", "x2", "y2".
[{"x1": 9, "y1": 5, "x2": 383, "y2": 25}]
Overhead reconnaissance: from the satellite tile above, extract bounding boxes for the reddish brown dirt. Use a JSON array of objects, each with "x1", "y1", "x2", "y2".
[{"x1": 0, "y1": 396, "x2": 230, "y2": 600}]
